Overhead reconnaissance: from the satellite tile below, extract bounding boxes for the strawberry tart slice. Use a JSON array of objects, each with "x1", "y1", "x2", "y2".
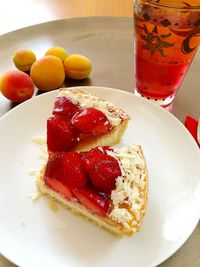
[
  {"x1": 37, "y1": 145, "x2": 148, "y2": 236},
  {"x1": 47, "y1": 88, "x2": 130, "y2": 153}
]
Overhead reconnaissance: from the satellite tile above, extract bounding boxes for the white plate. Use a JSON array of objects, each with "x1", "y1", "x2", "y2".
[{"x1": 0, "y1": 86, "x2": 199, "y2": 267}]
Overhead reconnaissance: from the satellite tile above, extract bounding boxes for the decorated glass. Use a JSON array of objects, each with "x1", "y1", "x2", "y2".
[{"x1": 134, "y1": 0, "x2": 200, "y2": 106}]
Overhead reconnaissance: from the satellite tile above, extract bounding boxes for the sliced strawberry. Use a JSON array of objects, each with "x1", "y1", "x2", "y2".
[
  {"x1": 53, "y1": 96, "x2": 81, "y2": 119},
  {"x1": 83, "y1": 148, "x2": 121, "y2": 194},
  {"x1": 44, "y1": 176, "x2": 74, "y2": 200},
  {"x1": 73, "y1": 188, "x2": 110, "y2": 217},
  {"x1": 71, "y1": 107, "x2": 112, "y2": 135},
  {"x1": 44, "y1": 152, "x2": 88, "y2": 189},
  {"x1": 47, "y1": 116, "x2": 78, "y2": 152}
]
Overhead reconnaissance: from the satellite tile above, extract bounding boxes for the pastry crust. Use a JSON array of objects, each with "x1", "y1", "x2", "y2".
[{"x1": 75, "y1": 119, "x2": 129, "y2": 152}]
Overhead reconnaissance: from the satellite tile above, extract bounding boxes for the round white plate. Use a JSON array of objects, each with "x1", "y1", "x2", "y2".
[{"x1": 0, "y1": 86, "x2": 199, "y2": 267}]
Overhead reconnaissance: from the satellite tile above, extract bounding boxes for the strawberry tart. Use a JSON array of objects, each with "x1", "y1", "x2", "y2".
[
  {"x1": 47, "y1": 88, "x2": 131, "y2": 153},
  {"x1": 37, "y1": 145, "x2": 148, "y2": 236},
  {"x1": 36, "y1": 88, "x2": 148, "y2": 236}
]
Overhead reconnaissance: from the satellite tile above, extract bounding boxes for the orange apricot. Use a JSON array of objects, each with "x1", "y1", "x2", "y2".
[
  {"x1": 30, "y1": 55, "x2": 65, "y2": 91},
  {"x1": 0, "y1": 70, "x2": 34, "y2": 102}
]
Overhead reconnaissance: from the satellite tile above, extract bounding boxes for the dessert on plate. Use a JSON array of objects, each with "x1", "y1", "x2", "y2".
[
  {"x1": 36, "y1": 88, "x2": 148, "y2": 237},
  {"x1": 37, "y1": 145, "x2": 148, "y2": 236},
  {"x1": 47, "y1": 88, "x2": 131, "y2": 153}
]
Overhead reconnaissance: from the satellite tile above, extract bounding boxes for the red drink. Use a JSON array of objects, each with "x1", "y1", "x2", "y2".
[{"x1": 134, "y1": 0, "x2": 200, "y2": 105}]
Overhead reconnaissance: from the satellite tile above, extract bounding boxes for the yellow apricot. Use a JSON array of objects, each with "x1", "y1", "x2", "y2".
[
  {"x1": 13, "y1": 48, "x2": 36, "y2": 72},
  {"x1": 45, "y1": 47, "x2": 68, "y2": 62},
  {"x1": 64, "y1": 54, "x2": 92, "y2": 80},
  {"x1": 30, "y1": 55, "x2": 65, "y2": 91}
]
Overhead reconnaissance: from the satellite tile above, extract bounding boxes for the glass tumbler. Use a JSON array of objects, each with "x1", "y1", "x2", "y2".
[{"x1": 133, "y1": 0, "x2": 200, "y2": 106}]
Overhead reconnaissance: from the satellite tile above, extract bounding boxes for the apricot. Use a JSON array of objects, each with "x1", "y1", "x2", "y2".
[
  {"x1": 45, "y1": 47, "x2": 68, "y2": 62},
  {"x1": 0, "y1": 70, "x2": 34, "y2": 102},
  {"x1": 64, "y1": 54, "x2": 92, "y2": 80},
  {"x1": 13, "y1": 48, "x2": 36, "y2": 72},
  {"x1": 30, "y1": 55, "x2": 65, "y2": 91}
]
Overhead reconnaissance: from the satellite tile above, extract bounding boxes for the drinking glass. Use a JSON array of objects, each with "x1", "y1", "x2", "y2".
[{"x1": 133, "y1": 0, "x2": 200, "y2": 106}]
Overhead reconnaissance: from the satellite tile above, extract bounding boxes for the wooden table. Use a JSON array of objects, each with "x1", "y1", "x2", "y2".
[{"x1": 0, "y1": 1, "x2": 199, "y2": 267}]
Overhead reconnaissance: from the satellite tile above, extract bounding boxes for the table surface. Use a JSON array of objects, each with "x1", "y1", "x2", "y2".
[{"x1": 0, "y1": 1, "x2": 199, "y2": 267}]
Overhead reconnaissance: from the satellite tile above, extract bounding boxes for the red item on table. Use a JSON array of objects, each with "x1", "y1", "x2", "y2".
[{"x1": 185, "y1": 116, "x2": 200, "y2": 148}]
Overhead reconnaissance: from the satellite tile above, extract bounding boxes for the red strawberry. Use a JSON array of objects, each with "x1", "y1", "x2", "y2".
[
  {"x1": 73, "y1": 188, "x2": 110, "y2": 217},
  {"x1": 44, "y1": 152, "x2": 88, "y2": 190},
  {"x1": 71, "y1": 107, "x2": 112, "y2": 135},
  {"x1": 44, "y1": 176, "x2": 74, "y2": 200},
  {"x1": 83, "y1": 148, "x2": 122, "y2": 194},
  {"x1": 82, "y1": 147, "x2": 105, "y2": 172},
  {"x1": 47, "y1": 116, "x2": 78, "y2": 152},
  {"x1": 53, "y1": 96, "x2": 81, "y2": 119}
]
